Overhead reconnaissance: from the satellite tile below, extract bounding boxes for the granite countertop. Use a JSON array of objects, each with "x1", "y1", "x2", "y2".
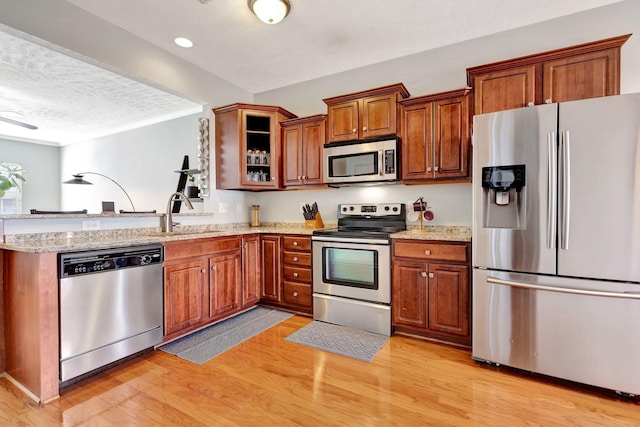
[
  {"x1": 391, "y1": 226, "x2": 472, "y2": 242},
  {"x1": 0, "y1": 223, "x2": 331, "y2": 253}
]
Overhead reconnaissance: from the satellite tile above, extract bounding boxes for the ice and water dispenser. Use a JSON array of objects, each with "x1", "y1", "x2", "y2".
[{"x1": 481, "y1": 165, "x2": 526, "y2": 229}]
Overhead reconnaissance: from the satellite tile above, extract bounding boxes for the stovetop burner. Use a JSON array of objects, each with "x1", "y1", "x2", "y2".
[{"x1": 312, "y1": 202, "x2": 406, "y2": 240}]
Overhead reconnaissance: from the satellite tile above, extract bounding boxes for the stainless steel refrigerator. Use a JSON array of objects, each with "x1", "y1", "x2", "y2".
[{"x1": 472, "y1": 93, "x2": 640, "y2": 396}]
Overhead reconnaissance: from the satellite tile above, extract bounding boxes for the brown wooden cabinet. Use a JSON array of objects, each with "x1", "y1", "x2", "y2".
[
  {"x1": 323, "y1": 83, "x2": 410, "y2": 143},
  {"x1": 213, "y1": 103, "x2": 297, "y2": 190},
  {"x1": 260, "y1": 234, "x2": 281, "y2": 302},
  {"x1": 280, "y1": 235, "x2": 313, "y2": 313},
  {"x1": 241, "y1": 235, "x2": 260, "y2": 308},
  {"x1": 163, "y1": 237, "x2": 244, "y2": 340},
  {"x1": 392, "y1": 239, "x2": 470, "y2": 347},
  {"x1": 467, "y1": 34, "x2": 630, "y2": 115},
  {"x1": 281, "y1": 115, "x2": 326, "y2": 187},
  {"x1": 400, "y1": 88, "x2": 471, "y2": 183}
]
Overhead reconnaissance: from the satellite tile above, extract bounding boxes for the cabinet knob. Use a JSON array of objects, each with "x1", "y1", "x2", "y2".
[
  {"x1": 363, "y1": 126, "x2": 367, "y2": 131},
  {"x1": 429, "y1": 272, "x2": 435, "y2": 279},
  {"x1": 352, "y1": 128, "x2": 357, "y2": 133},
  {"x1": 424, "y1": 250, "x2": 431, "y2": 255},
  {"x1": 545, "y1": 99, "x2": 552, "y2": 104},
  {"x1": 293, "y1": 256, "x2": 298, "y2": 262},
  {"x1": 427, "y1": 167, "x2": 432, "y2": 172},
  {"x1": 243, "y1": 244, "x2": 247, "y2": 249},
  {"x1": 297, "y1": 176, "x2": 301, "y2": 180},
  {"x1": 293, "y1": 272, "x2": 299, "y2": 278},
  {"x1": 421, "y1": 272, "x2": 427, "y2": 278},
  {"x1": 293, "y1": 241, "x2": 298, "y2": 246},
  {"x1": 211, "y1": 266, "x2": 217, "y2": 271},
  {"x1": 271, "y1": 177, "x2": 276, "y2": 181},
  {"x1": 293, "y1": 291, "x2": 298, "y2": 297},
  {"x1": 527, "y1": 102, "x2": 535, "y2": 107},
  {"x1": 302, "y1": 176, "x2": 307, "y2": 180},
  {"x1": 201, "y1": 269, "x2": 206, "y2": 274},
  {"x1": 434, "y1": 166, "x2": 439, "y2": 172}
]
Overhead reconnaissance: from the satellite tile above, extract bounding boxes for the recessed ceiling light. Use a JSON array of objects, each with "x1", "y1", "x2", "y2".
[{"x1": 174, "y1": 37, "x2": 194, "y2": 48}]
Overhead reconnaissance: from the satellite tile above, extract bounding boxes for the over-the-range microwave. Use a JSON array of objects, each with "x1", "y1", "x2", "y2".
[{"x1": 324, "y1": 138, "x2": 399, "y2": 186}]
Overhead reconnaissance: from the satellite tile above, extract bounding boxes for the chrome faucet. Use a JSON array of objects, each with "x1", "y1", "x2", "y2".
[{"x1": 163, "y1": 192, "x2": 194, "y2": 232}]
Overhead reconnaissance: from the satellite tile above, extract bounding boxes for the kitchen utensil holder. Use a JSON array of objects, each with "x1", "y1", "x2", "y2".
[{"x1": 304, "y1": 212, "x2": 324, "y2": 229}]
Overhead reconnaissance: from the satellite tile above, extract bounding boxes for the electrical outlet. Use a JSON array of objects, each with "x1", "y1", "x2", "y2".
[
  {"x1": 218, "y1": 202, "x2": 228, "y2": 213},
  {"x1": 81, "y1": 220, "x2": 101, "y2": 231},
  {"x1": 236, "y1": 203, "x2": 243, "y2": 213}
]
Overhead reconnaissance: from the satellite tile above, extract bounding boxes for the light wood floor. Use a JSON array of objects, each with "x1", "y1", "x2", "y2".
[{"x1": 1, "y1": 315, "x2": 639, "y2": 426}]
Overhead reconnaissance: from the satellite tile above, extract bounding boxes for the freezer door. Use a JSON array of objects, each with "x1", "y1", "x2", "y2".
[
  {"x1": 558, "y1": 93, "x2": 640, "y2": 282},
  {"x1": 472, "y1": 104, "x2": 557, "y2": 274}
]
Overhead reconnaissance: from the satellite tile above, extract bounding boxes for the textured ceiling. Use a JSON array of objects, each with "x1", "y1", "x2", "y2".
[
  {"x1": 0, "y1": 0, "x2": 624, "y2": 145},
  {"x1": 0, "y1": 27, "x2": 202, "y2": 145}
]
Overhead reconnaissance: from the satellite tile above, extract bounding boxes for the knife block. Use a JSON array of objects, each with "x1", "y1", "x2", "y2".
[{"x1": 304, "y1": 212, "x2": 324, "y2": 229}]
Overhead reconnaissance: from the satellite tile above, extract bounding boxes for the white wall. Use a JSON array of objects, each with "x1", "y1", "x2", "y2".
[{"x1": 0, "y1": 137, "x2": 60, "y2": 213}]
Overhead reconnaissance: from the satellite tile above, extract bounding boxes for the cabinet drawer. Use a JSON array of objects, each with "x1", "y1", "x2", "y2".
[
  {"x1": 282, "y1": 251, "x2": 311, "y2": 266},
  {"x1": 393, "y1": 241, "x2": 468, "y2": 262},
  {"x1": 164, "y1": 237, "x2": 240, "y2": 261},
  {"x1": 283, "y1": 266, "x2": 312, "y2": 283},
  {"x1": 282, "y1": 281, "x2": 312, "y2": 307},
  {"x1": 282, "y1": 235, "x2": 312, "y2": 251}
]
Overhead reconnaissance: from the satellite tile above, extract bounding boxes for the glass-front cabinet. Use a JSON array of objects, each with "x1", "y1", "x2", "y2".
[{"x1": 214, "y1": 103, "x2": 296, "y2": 190}]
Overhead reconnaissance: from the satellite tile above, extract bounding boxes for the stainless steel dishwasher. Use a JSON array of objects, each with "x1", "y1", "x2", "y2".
[{"x1": 59, "y1": 245, "x2": 163, "y2": 382}]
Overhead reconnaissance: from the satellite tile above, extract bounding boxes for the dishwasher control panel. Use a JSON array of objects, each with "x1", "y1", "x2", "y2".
[{"x1": 60, "y1": 245, "x2": 163, "y2": 278}]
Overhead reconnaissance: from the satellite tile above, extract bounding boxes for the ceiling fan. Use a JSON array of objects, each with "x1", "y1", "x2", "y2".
[{"x1": 0, "y1": 111, "x2": 38, "y2": 130}]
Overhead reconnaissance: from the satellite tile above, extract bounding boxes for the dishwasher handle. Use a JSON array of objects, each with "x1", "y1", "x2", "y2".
[{"x1": 486, "y1": 276, "x2": 640, "y2": 300}]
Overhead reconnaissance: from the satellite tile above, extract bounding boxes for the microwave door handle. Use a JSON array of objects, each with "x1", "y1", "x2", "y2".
[{"x1": 378, "y1": 150, "x2": 384, "y2": 176}]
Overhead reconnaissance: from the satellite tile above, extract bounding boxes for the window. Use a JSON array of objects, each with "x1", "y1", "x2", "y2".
[{"x1": 0, "y1": 162, "x2": 23, "y2": 214}]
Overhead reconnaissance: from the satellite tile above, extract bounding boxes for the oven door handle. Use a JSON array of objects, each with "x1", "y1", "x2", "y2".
[{"x1": 312, "y1": 236, "x2": 390, "y2": 245}]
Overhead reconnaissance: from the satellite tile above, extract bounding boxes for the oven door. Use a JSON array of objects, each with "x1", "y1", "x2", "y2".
[{"x1": 312, "y1": 237, "x2": 391, "y2": 304}]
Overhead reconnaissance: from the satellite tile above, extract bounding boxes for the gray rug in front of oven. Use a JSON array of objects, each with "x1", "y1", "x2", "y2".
[
  {"x1": 159, "y1": 307, "x2": 293, "y2": 364},
  {"x1": 285, "y1": 321, "x2": 388, "y2": 362}
]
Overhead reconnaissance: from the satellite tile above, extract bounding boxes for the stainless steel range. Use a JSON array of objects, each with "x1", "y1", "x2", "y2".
[{"x1": 312, "y1": 203, "x2": 406, "y2": 336}]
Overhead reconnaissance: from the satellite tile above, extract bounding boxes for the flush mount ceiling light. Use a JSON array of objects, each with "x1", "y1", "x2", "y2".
[
  {"x1": 248, "y1": 0, "x2": 291, "y2": 24},
  {"x1": 174, "y1": 37, "x2": 194, "y2": 48}
]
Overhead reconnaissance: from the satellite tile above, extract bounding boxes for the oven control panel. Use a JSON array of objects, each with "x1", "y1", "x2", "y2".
[{"x1": 338, "y1": 203, "x2": 403, "y2": 217}]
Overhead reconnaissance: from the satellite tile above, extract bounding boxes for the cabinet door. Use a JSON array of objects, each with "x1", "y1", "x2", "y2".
[
  {"x1": 301, "y1": 119, "x2": 325, "y2": 185},
  {"x1": 327, "y1": 101, "x2": 359, "y2": 143},
  {"x1": 543, "y1": 49, "x2": 620, "y2": 104},
  {"x1": 164, "y1": 259, "x2": 207, "y2": 335},
  {"x1": 433, "y1": 95, "x2": 469, "y2": 179},
  {"x1": 428, "y1": 263, "x2": 469, "y2": 337},
  {"x1": 401, "y1": 102, "x2": 433, "y2": 181},
  {"x1": 208, "y1": 253, "x2": 241, "y2": 318},
  {"x1": 472, "y1": 65, "x2": 538, "y2": 114},
  {"x1": 241, "y1": 110, "x2": 278, "y2": 189},
  {"x1": 362, "y1": 94, "x2": 397, "y2": 139},
  {"x1": 392, "y1": 259, "x2": 427, "y2": 328},
  {"x1": 242, "y1": 235, "x2": 261, "y2": 308},
  {"x1": 282, "y1": 125, "x2": 303, "y2": 186},
  {"x1": 260, "y1": 235, "x2": 281, "y2": 302}
]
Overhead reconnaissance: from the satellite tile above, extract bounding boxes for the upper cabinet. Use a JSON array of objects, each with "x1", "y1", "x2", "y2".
[
  {"x1": 323, "y1": 83, "x2": 410, "y2": 143},
  {"x1": 399, "y1": 88, "x2": 471, "y2": 183},
  {"x1": 467, "y1": 34, "x2": 630, "y2": 115},
  {"x1": 281, "y1": 115, "x2": 327, "y2": 188},
  {"x1": 213, "y1": 103, "x2": 297, "y2": 190}
]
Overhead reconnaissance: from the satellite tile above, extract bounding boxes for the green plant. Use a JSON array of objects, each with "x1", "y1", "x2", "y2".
[{"x1": 0, "y1": 162, "x2": 26, "y2": 197}]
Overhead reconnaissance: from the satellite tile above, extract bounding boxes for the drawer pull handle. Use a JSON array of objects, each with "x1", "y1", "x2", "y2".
[
  {"x1": 293, "y1": 272, "x2": 299, "y2": 278},
  {"x1": 293, "y1": 256, "x2": 298, "y2": 262},
  {"x1": 293, "y1": 291, "x2": 298, "y2": 297},
  {"x1": 293, "y1": 241, "x2": 298, "y2": 246},
  {"x1": 424, "y1": 250, "x2": 431, "y2": 255}
]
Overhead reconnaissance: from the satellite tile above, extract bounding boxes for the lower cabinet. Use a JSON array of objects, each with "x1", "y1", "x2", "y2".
[
  {"x1": 241, "y1": 234, "x2": 261, "y2": 307},
  {"x1": 260, "y1": 234, "x2": 313, "y2": 315},
  {"x1": 163, "y1": 237, "x2": 244, "y2": 340},
  {"x1": 392, "y1": 239, "x2": 470, "y2": 347}
]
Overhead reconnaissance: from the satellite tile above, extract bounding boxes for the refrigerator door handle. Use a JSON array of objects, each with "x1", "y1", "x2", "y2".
[
  {"x1": 547, "y1": 132, "x2": 557, "y2": 249},
  {"x1": 559, "y1": 130, "x2": 571, "y2": 250},
  {"x1": 486, "y1": 276, "x2": 640, "y2": 300}
]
